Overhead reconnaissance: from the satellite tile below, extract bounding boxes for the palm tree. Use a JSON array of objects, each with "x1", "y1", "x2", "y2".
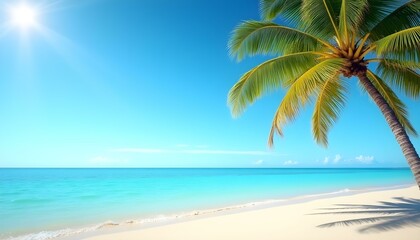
[{"x1": 228, "y1": 0, "x2": 420, "y2": 187}]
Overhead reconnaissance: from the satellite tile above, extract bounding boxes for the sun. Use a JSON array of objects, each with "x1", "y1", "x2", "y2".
[{"x1": 10, "y1": 4, "x2": 38, "y2": 29}]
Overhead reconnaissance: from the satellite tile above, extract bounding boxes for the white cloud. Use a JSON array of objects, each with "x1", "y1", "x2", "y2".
[
  {"x1": 89, "y1": 156, "x2": 127, "y2": 164},
  {"x1": 112, "y1": 148, "x2": 166, "y2": 153},
  {"x1": 254, "y1": 159, "x2": 264, "y2": 165},
  {"x1": 355, "y1": 155, "x2": 374, "y2": 164},
  {"x1": 333, "y1": 154, "x2": 342, "y2": 164},
  {"x1": 321, "y1": 154, "x2": 342, "y2": 165},
  {"x1": 179, "y1": 149, "x2": 273, "y2": 155},
  {"x1": 319, "y1": 154, "x2": 375, "y2": 165},
  {"x1": 283, "y1": 160, "x2": 298, "y2": 165},
  {"x1": 176, "y1": 144, "x2": 209, "y2": 149},
  {"x1": 111, "y1": 148, "x2": 278, "y2": 156}
]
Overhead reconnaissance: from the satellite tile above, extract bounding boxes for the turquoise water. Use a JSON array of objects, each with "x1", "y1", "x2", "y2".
[{"x1": 0, "y1": 168, "x2": 415, "y2": 239}]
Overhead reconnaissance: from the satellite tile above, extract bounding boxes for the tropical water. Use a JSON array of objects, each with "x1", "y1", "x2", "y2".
[{"x1": 0, "y1": 168, "x2": 415, "y2": 239}]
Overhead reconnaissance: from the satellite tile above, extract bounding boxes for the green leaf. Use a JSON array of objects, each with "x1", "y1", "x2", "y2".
[
  {"x1": 228, "y1": 52, "x2": 319, "y2": 116},
  {"x1": 368, "y1": 1, "x2": 420, "y2": 41},
  {"x1": 301, "y1": 0, "x2": 342, "y2": 39},
  {"x1": 377, "y1": 58, "x2": 420, "y2": 69},
  {"x1": 268, "y1": 58, "x2": 345, "y2": 146},
  {"x1": 366, "y1": 70, "x2": 417, "y2": 136},
  {"x1": 228, "y1": 21, "x2": 326, "y2": 60},
  {"x1": 338, "y1": 0, "x2": 368, "y2": 42},
  {"x1": 377, "y1": 61, "x2": 420, "y2": 99},
  {"x1": 380, "y1": 50, "x2": 420, "y2": 64},
  {"x1": 259, "y1": 0, "x2": 303, "y2": 22},
  {"x1": 358, "y1": 0, "x2": 401, "y2": 36},
  {"x1": 312, "y1": 75, "x2": 347, "y2": 147},
  {"x1": 375, "y1": 26, "x2": 420, "y2": 56}
]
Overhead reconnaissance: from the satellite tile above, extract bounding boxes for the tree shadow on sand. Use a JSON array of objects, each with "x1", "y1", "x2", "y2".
[{"x1": 313, "y1": 197, "x2": 420, "y2": 233}]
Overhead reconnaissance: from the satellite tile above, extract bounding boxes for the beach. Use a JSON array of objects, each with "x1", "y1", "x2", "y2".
[
  {"x1": 3, "y1": 1, "x2": 420, "y2": 240},
  {"x1": 1, "y1": 168, "x2": 418, "y2": 240},
  {"x1": 84, "y1": 186, "x2": 420, "y2": 240}
]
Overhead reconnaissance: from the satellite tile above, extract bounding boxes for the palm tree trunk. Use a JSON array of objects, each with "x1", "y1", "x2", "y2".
[{"x1": 358, "y1": 73, "x2": 420, "y2": 189}]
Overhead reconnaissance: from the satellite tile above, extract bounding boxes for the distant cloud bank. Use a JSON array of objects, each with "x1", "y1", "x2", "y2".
[
  {"x1": 319, "y1": 154, "x2": 375, "y2": 165},
  {"x1": 112, "y1": 148, "x2": 281, "y2": 156},
  {"x1": 355, "y1": 155, "x2": 375, "y2": 164},
  {"x1": 283, "y1": 160, "x2": 298, "y2": 166}
]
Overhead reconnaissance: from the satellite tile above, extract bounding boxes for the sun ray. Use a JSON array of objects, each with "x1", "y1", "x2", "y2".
[{"x1": 2, "y1": 0, "x2": 108, "y2": 92}]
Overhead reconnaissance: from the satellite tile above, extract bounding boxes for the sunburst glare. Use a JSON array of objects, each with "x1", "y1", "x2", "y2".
[{"x1": 10, "y1": 3, "x2": 38, "y2": 29}]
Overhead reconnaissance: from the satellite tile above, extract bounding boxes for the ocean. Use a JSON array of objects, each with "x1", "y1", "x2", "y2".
[{"x1": 0, "y1": 168, "x2": 415, "y2": 239}]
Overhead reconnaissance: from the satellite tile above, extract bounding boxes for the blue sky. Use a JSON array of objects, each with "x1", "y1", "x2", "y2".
[{"x1": 0, "y1": 0, "x2": 418, "y2": 168}]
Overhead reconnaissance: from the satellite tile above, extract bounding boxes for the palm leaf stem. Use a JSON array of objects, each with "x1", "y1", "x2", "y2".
[
  {"x1": 323, "y1": 0, "x2": 341, "y2": 44},
  {"x1": 354, "y1": 33, "x2": 370, "y2": 59},
  {"x1": 358, "y1": 45, "x2": 376, "y2": 60}
]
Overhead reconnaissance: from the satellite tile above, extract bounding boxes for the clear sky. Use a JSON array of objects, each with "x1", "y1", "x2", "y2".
[{"x1": 0, "y1": 0, "x2": 418, "y2": 168}]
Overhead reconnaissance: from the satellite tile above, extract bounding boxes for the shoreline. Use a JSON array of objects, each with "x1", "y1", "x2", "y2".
[
  {"x1": 6, "y1": 183, "x2": 416, "y2": 240},
  {"x1": 82, "y1": 184, "x2": 420, "y2": 240}
]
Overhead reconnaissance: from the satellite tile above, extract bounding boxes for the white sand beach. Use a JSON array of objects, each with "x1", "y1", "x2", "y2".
[{"x1": 84, "y1": 186, "x2": 420, "y2": 240}]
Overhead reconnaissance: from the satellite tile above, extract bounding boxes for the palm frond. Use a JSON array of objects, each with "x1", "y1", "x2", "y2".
[
  {"x1": 259, "y1": 0, "x2": 303, "y2": 22},
  {"x1": 268, "y1": 58, "x2": 344, "y2": 146},
  {"x1": 358, "y1": 0, "x2": 401, "y2": 36},
  {"x1": 368, "y1": 1, "x2": 420, "y2": 41},
  {"x1": 374, "y1": 26, "x2": 420, "y2": 56},
  {"x1": 371, "y1": 58, "x2": 420, "y2": 69},
  {"x1": 338, "y1": 0, "x2": 368, "y2": 44},
  {"x1": 366, "y1": 70, "x2": 417, "y2": 136},
  {"x1": 228, "y1": 52, "x2": 319, "y2": 116},
  {"x1": 228, "y1": 21, "x2": 328, "y2": 60},
  {"x1": 312, "y1": 75, "x2": 347, "y2": 147},
  {"x1": 301, "y1": 0, "x2": 342, "y2": 40},
  {"x1": 377, "y1": 61, "x2": 420, "y2": 99},
  {"x1": 380, "y1": 50, "x2": 420, "y2": 65},
  {"x1": 229, "y1": 0, "x2": 420, "y2": 150}
]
